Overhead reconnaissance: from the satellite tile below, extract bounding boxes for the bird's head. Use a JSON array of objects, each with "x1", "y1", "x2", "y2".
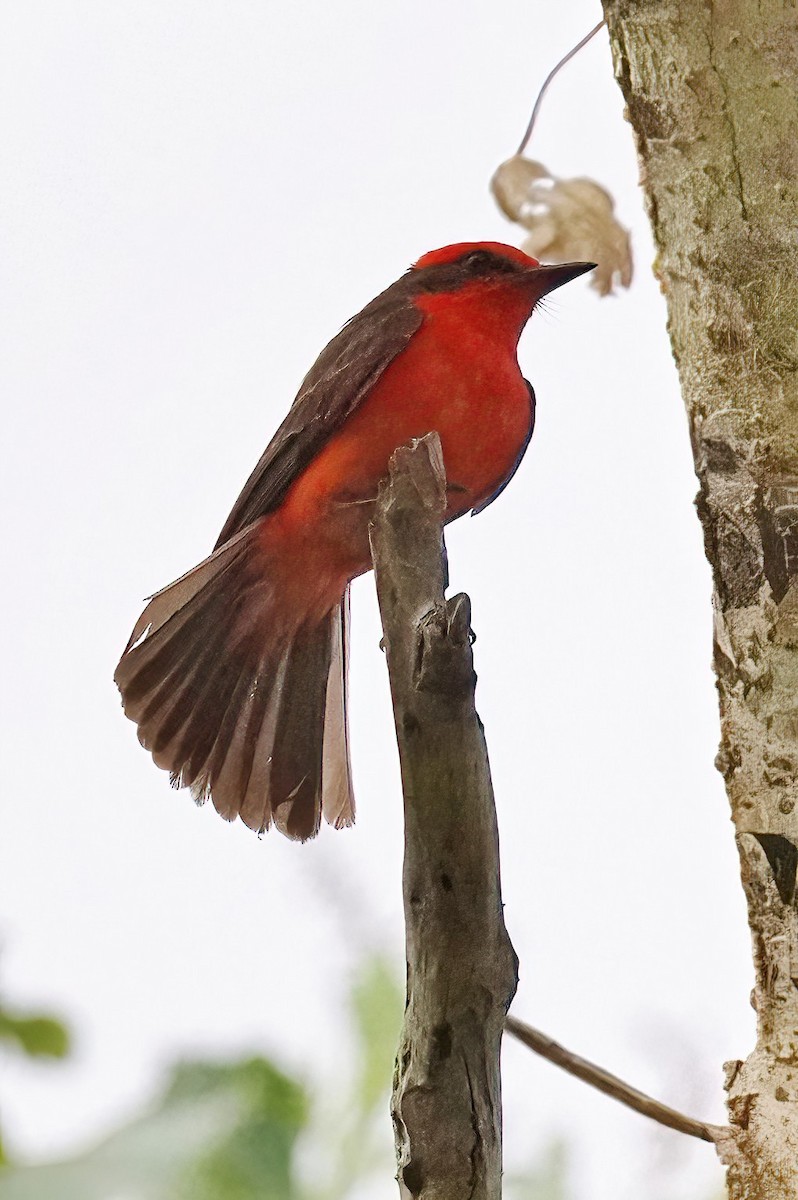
[{"x1": 412, "y1": 241, "x2": 595, "y2": 304}]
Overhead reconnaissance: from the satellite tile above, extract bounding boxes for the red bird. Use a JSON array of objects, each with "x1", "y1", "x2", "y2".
[{"x1": 115, "y1": 242, "x2": 593, "y2": 840}]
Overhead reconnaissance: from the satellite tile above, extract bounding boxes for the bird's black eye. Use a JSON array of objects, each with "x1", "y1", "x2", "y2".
[
  {"x1": 462, "y1": 249, "x2": 518, "y2": 275},
  {"x1": 464, "y1": 250, "x2": 493, "y2": 270}
]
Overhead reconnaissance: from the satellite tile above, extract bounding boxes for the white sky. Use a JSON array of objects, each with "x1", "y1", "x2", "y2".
[{"x1": 1, "y1": 3, "x2": 752, "y2": 1197}]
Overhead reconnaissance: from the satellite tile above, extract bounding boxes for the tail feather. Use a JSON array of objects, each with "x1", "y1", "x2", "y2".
[
  {"x1": 268, "y1": 622, "x2": 333, "y2": 841},
  {"x1": 114, "y1": 522, "x2": 355, "y2": 840},
  {"x1": 322, "y1": 592, "x2": 355, "y2": 830},
  {"x1": 123, "y1": 528, "x2": 252, "y2": 653},
  {"x1": 117, "y1": 539, "x2": 250, "y2": 716},
  {"x1": 122, "y1": 573, "x2": 248, "y2": 771},
  {"x1": 169, "y1": 639, "x2": 252, "y2": 784},
  {"x1": 237, "y1": 655, "x2": 288, "y2": 833},
  {"x1": 188, "y1": 661, "x2": 257, "y2": 802},
  {"x1": 206, "y1": 654, "x2": 280, "y2": 824}
]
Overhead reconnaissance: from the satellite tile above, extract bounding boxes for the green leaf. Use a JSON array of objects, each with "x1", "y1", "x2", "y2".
[
  {"x1": 0, "y1": 1010, "x2": 70, "y2": 1059},
  {"x1": 170, "y1": 1058, "x2": 309, "y2": 1200},
  {"x1": 0, "y1": 1055, "x2": 309, "y2": 1200}
]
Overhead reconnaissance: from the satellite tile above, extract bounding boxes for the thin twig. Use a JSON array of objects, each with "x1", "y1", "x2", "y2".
[
  {"x1": 505, "y1": 1014, "x2": 730, "y2": 1144},
  {"x1": 515, "y1": 20, "x2": 606, "y2": 156}
]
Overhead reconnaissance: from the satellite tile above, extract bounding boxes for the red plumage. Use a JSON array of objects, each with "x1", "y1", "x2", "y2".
[{"x1": 115, "y1": 243, "x2": 593, "y2": 839}]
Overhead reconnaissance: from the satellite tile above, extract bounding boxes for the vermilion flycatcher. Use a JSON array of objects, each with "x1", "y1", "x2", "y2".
[{"x1": 115, "y1": 242, "x2": 593, "y2": 839}]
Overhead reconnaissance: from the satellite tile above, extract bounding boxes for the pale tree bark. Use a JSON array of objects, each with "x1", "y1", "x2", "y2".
[
  {"x1": 369, "y1": 434, "x2": 519, "y2": 1199},
  {"x1": 601, "y1": 3, "x2": 798, "y2": 1195}
]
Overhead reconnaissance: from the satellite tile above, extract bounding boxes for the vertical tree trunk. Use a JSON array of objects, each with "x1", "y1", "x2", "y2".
[
  {"x1": 601, "y1": 3, "x2": 798, "y2": 1194},
  {"x1": 369, "y1": 434, "x2": 518, "y2": 1199}
]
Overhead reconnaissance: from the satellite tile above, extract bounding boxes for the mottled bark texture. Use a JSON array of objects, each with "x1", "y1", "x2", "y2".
[
  {"x1": 369, "y1": 434, "x2": 519, "y2": 1199},
  {"x1": 602, "y1": 3, "x2": 798, "y2": 1194}
]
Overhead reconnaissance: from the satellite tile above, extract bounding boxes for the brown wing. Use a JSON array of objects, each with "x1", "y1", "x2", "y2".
[{"x1": 214, "y1": 274, "x2": 424, "y2": 548}]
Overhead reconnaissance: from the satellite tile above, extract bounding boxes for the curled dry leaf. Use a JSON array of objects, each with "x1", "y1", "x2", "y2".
[{"x1": 491, "y1": 156, "x2": 633, "y2": 298}]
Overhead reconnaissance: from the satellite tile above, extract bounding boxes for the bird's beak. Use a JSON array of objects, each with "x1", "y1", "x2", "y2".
[{"x1": 527, "y1": 261, "x2": 596, "y2": 295}]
